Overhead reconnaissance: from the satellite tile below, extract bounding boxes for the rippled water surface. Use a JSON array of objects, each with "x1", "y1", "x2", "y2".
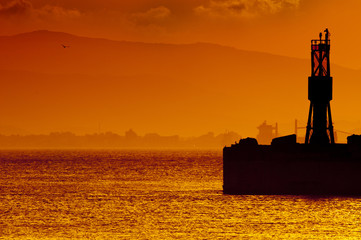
[{"x1": 1, "y1": 150, "x2": 361, "y2": 239}]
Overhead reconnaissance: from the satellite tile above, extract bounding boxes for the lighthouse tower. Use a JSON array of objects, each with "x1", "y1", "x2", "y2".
[{"x1": 305, "y1": 29, "x2": 335, "y2": 144}]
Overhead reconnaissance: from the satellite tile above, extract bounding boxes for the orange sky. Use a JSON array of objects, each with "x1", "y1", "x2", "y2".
[
  {"x1": 1, "y1": 0, "x2": 361, "y2": 68},
  {"x1": 1, "y1": 0, "x2": 361, "y2": 140}
]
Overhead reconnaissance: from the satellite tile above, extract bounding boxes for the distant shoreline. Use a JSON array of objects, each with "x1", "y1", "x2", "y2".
[{"x1": 0, "y1": 130, "x2": 240, "y2": 149}]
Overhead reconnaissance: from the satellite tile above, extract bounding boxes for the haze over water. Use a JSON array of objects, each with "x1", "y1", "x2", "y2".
[{"x1": 1, "y1": 150, "x2": 361, "y2": 239}]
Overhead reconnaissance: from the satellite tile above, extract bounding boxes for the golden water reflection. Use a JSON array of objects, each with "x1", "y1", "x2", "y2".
[{"x1": 0, "y1": 150, "x2": 361, "y2": 239}]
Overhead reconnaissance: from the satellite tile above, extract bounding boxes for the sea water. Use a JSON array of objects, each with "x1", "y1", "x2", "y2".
[{"x1": 0, "y1": 150, "x2": 361, "y2": 239}]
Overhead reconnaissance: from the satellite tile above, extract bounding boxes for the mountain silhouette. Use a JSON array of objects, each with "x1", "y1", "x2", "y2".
[{"x1": 0, "y1": 30, "x2": 359, "y2": 138}]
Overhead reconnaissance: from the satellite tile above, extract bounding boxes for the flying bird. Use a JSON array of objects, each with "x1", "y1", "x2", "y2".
[{"x1": 61, "y1": 44, "x2": 70, "y2": 48}]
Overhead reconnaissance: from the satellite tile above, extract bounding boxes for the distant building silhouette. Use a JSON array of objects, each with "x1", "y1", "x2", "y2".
[
  {"x1": 125, "y1": 129, "x2": 138, "y2": 140},
  {"x1": 256, "y1": 121, "x2": 278, "y2": 145}
]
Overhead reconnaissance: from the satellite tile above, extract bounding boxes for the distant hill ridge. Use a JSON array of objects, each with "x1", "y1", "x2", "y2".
[
  {"x1": 8, "y1": 30, "x2": 296, "y2": 57},
  {"x1": 0, "y1": 30, "x2": 359, "y2": 138},
  {"x1": 1, "y1": 29, "x2": 353, "y2": 75}
]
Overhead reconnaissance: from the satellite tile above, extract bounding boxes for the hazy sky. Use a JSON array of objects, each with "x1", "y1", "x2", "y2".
[
  {"x1": 1, "y1": 0, "x2": 361, "y2": 68},
  {"x1": 1, "y1": 0, "x2": 361, "y2": 139}
]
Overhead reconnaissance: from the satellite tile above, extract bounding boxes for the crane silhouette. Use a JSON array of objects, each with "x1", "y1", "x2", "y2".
[{"x1": 61, "y1": 44, "x2": 70, "y2": 48}]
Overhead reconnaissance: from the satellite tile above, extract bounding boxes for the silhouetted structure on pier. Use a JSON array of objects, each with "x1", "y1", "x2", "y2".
[
  {"x1": 223, "y1": 29, "x2": 361, "y2": 195},
  {"x1": 305, "y1": 28, "x2": 335, "y2": 145}
]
